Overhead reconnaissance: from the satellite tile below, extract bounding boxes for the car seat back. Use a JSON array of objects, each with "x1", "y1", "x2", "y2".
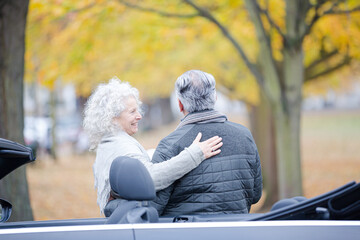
[{"x1": 105, "y1": 156, "x2": 158, "y2": 224}]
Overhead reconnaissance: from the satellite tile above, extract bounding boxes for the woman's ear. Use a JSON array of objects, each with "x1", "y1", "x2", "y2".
[{"x1": 112, "y1": 117, "x2": 121, "y2": 128}]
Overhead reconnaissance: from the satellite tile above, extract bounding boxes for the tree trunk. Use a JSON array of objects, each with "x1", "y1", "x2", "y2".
[
  {"x1": 50, "y1": 90, "x2": 57, "y2": 160},
  {"x1": 274, "y1": 45, "x2": 304, "y2": 198},
  {"x1": 249, "y1": 92, "x2": 278, "y2": 210},
  {"x1": 271, "y1": 0, "x2": 305, "y2": 199},
  {"x1": 264, "y1": 45, "x2": 304, "y2": 199},
  {"x1": 0, "y1": 0, "x2": 33, "y2": 221},
  {"x1": 245, "y1": 0, "x2": 304, "y2": 199},
  {"x1": 272, "y1": 103, "x2": 302, "y2": 198}
]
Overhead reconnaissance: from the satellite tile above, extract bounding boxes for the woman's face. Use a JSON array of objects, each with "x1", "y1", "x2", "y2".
[{"x1": 116, "y1": 96, "x2": 142, "y2": 136}]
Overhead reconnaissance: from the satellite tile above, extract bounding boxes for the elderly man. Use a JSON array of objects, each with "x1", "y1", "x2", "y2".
[{"x1": 151, "y1": 70, "x2": 262, "y2": 216}]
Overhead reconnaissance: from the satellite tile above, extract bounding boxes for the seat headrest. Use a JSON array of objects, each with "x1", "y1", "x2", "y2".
[
  {"x1": 109, "y1": 156, "x2": 156, "y2": 201},
  {"x1": 270, "y1": 196, "x2": 307, "y2": 211}
]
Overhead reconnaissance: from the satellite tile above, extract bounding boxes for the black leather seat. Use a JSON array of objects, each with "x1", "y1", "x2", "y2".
[{"x1": 105, "y1": 156, "x2": 159, "y2": 224}]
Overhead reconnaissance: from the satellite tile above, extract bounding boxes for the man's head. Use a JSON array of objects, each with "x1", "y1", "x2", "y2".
[{"x1": 175, "y1": 70, "x2": 216, "y2": 114}]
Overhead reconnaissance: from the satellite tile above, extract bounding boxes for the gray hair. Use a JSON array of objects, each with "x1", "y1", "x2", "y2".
[
  {"x1": 175, "y1": 70, "x2": 216, "y2": 113},
  {"x1": 83, "y1": 77, "x2": 141, "y2": 150}
]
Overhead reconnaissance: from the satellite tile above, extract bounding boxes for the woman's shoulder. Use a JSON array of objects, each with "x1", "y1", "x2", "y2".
[
  {"x1": 101, "y1": 132, "x2": 133, "y2": 144},
  {"x1": 103, "y1": 132, "x2": 145, "y2": 153}
]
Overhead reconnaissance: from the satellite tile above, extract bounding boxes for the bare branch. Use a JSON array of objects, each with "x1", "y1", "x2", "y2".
[
  {"x1": 117, "y1": 0, "x2": 263, "y2": 83},
  {"x1": 321, "y1": 0, "x2": 360, "y2": 15},
  {"x1": 305, "y1": 55, "x2": 351, "y2": 82},
  {"x1": 118, "y1": 0, "x2": 266, "y2": 85},
  {"x1": 52, "y1": 2, "x2": 97, "y2": 26},
  {"x1": 301, "y1": 1, "x2": 341, "y2": 42},
  {"x1": 305, "y1": 49, "x2": 338, "y2": 73},
  {"x1": 118, "y1": 0, "x2": 198, "y2": 18},
  {"x1": 182, "y1": 0, "x2": 265, "y2": 85},
  {"x1": 324, "y1": 5, "x2": 360, "y2": 15},
  {"x1": 68, "y1": 2, "x2": 97, "y2": 14},
  {"x1": 301, "y1": 1, "x2": 360, "y2": 41},
  {"x1": 218, "y1": 84, "x2": 251, "y2": 106},
  {"x1": 253, "y1": 1, "x2": 286, "y2": 40},
  {"x1": 300, "y1": 3, "x2": 323, "y2": 42}
]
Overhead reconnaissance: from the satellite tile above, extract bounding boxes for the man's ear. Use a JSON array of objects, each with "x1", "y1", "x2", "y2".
[{"x1": 178, "y1": 99, "x2": 184, "y2": 112}]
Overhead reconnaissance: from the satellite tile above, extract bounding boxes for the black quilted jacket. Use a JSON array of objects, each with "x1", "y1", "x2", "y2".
[{"x1": 151, "y1": 112, "x2": 263, "y2": 216}]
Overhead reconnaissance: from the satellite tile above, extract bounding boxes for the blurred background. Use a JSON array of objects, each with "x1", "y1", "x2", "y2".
[{"x1": 1, "y1": 0, "x2": 360, "y2": 221}]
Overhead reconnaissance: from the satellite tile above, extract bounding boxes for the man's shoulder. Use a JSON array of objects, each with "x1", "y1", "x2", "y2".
[
  {"x1": 159, "y1": 124, "x2": 194, "y2": 145},
  {"x1": 152, "y1": 125, "x2": 194, "y2": 163},
  {"x1": 192, "y1": 120, "x2": 251, "y2": 135},
  {"x1": 221, "y1": 119, "x2": 245, "y2": 128},
  {"x1": 224, "y1": 120, "x2": 252, "y2": 133},
  {"x1": 161, "y1": 120, "x2": 251, "y2": 141}
]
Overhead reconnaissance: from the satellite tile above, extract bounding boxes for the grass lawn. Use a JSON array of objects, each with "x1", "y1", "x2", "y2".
[
  {"x1": 27, "y1": 109, "x2": 360, "y2": 220},
  {"x1": 301, "y1": 110, "x2": 360, "y2": 198}
]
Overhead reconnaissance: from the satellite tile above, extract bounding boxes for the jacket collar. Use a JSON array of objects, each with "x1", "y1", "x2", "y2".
[{"x1": 176, "y1": 109, "x2": 227, "y2": 129}]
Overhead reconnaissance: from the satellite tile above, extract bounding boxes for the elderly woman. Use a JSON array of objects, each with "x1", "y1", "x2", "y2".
[{"x1": 83, "y1": 77, "x2": 222, "y2": 214}]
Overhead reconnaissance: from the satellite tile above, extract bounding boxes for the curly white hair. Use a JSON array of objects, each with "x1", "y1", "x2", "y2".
[{"x1": 83, "y1": 77, "x2": 142, "y2": 150}]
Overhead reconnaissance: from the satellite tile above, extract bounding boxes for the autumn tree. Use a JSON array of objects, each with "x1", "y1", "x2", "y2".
[
  {"x1": 25, "y1": 0, "x2": 360, "y2": 210},
  {"x1": 26, "y1": 1, "x2": 187, "y2": 99},
  {"x1": 0, "y1": 0, "x2": 33, "y2": 221},
  {"x1": 117, "y1": 0, "x2": 360, "y2": 201}
]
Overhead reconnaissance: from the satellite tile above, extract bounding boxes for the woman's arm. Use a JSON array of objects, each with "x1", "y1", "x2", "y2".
[
  {"x1": 145, "y1": 144, "x2": 203, "y2": 191},
  {"x1": 142, "y1": 133, "x2": 222, "y2": 191}
]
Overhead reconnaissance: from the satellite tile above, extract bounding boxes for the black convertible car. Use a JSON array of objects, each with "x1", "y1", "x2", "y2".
[{"x1": 0, "y1": 138, "x2": 359, "y2": 240}]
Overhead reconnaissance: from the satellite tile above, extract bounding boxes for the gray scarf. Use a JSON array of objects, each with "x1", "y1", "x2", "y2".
[{"x1": 176, "y1": 109, "x2": 227, "y2": 130}]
